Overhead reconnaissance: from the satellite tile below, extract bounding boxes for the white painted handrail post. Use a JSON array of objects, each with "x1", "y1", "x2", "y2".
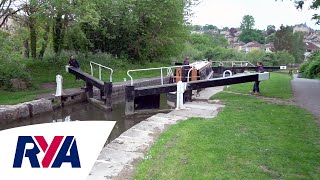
[
  {"x1": 55, "y1": 75, "x2": 63, "y2": 97},
  {"x1": 176, "y1": 81, "x2": 187, "y2": 110},
  {"x1": 99, "y1": 66, "x2": 102, "y2": 80},
  {"x1": 127, "y1": 70, "x2": 133, "y2": 85},
  {"x1": 160, "y1": 67, "x2": 164, "y2": 85},
  {"x1": 126, "y1": 65, "x2": 191, "y2": 86},
  {"x1": 187, "y1": 67, "x2": 195, "y2": 82},
  {"x1": 90, "y1": 61, "x2": 113, "y2": 82},
  {"x1": 90, "y1": 63, "x2": 93, "y2": 76}
]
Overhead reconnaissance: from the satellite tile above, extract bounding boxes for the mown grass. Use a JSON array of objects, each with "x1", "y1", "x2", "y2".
[
  {"x1": 135, "y1": 93, "x2": 320, "y2": 179},
  {"x1": 0, "y1": 90, "x2": 50, "y2": 105},
  {"x1": 226, "y1": 73, "x2": 293, "y2": 99}
]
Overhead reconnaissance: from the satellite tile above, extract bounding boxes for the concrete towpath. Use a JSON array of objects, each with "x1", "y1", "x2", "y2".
[
  {"x1": 292, "y1": 75, "x2": 320, "y2": 123},
  {"x1": 87, "y1": 87, "x2": 224, "y2": 180}
]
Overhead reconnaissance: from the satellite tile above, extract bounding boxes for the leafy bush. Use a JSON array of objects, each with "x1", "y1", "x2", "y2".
[
  {"x1": 299, "y1": 51, "x2": 320, "y2": 79},
  {"x1": 299, "y1": 61, "x2": 311, "y2": 73},
  {"x1": 0, "y1": 31, "x2": 32, "y2": 90},
  {"x1": 304, "y1": 59, "x2": 320, "y2": 79}
]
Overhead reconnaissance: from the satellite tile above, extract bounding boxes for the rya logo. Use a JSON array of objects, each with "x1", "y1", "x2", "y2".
[{"x1": 13, "y1": 136, "x2": 81, "y2": 168}]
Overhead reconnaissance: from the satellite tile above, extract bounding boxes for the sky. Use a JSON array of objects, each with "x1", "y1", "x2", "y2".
[{"x1": 191, "y1": 0, "x2": 320, "y2": 30}]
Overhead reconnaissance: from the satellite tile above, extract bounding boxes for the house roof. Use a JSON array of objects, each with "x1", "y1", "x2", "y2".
[
  {"x1": 305, "y1": 42, "x2": 320, "y2": 51},
  {"x1": 244, "y1": 41, "x2": 262, "y2": 48},
  {"x1": 264, "y1": 42, "x2": 274, "y2": 49}
]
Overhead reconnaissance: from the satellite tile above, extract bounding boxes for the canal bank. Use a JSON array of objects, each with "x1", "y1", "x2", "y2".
[
  {"x1": 88, "y1": 86, "x2": 224, "y2": 180},
  {"x1": 0, "y1": 76, "x2": 169, "y2": 120}
]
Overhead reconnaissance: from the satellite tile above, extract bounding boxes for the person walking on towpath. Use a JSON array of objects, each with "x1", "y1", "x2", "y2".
[{"x1": 252, "y1": 61, "x2": 264, "y2": 95}]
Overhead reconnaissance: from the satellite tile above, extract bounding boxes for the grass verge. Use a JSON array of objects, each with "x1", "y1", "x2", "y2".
[
  {"x1": 135, "y1": 93, "x2": 320, "y2": 179},
  {"x1": 0, "y1": 90, "x2": 50, "y2": 105},
  {"x1": 226, "y1": 73, "x2": 293, "y2": 99}
]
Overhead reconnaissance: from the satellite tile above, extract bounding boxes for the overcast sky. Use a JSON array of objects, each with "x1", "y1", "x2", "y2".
[{"x1": 191, "y1": 0, "x2": 320, "y2": 30}]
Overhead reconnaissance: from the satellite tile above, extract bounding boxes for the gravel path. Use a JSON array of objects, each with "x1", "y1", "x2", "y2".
[{"x1": 291, "y1": 75, "x2": 320, "y2": 123}]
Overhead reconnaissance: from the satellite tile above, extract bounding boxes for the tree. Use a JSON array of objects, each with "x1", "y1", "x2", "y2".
[
  {"x1": 274, "y1": 25, "x2": 305, "y2": 63},
  {"x1": 193, "y1": 25, "x2": 202, "y2": 31},
  {"x1": 239, "y1": 29, "x2": 265, "y2": 44},
  {"x1": 266, "y1": 25, "x2": 276, "y2": 36},
  {"x1": 203, "y1": 24, "x2": 218, "y2": 31},
  {"x1": 266, "y1": 33, "x2": 275, "y2": 43},
  {"x1": 294, "y1": 0, "x2": 320, "y2": 24},
  {"x1": 221, "y1": 27, "x2": 229, "y2": 31},
  {"x1": 189, "y1": 33, "x2": 228, "y2": 50},
  {"x1": 0, "y1": 0, "x2": 22, "y2": 28},
  {"x1": 240, "y1": 15, "x2": 255, "y2": 30},
  {"x1": 83, "y1": 0, "x2": 198, "y2": 61}
]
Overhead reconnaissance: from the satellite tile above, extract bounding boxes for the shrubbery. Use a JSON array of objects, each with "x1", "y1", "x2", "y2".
[
  {"x1": 0, "y1": 31, "x2": 32, "y2": 90},
  {"x1": 300, "y1": 51, "x2": 320, "y2": 79}
]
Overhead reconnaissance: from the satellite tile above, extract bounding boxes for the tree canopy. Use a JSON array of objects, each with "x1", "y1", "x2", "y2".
[
  {"x1": 240, "y1": 15, "x2": 255, "y2": 30},
  {"x1": 273, "y1": 25, "x2": 305, "y2": 63}
]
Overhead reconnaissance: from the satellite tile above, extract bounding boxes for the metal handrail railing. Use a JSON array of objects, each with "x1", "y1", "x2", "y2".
[
  {"x1": 90, "y1": 61, "x2": 114, "y2": 82},
  {"x1": 212, "y1": 61, "x2": 255, "y2": 67},
  {"x1": 127, "y1": 65, "x2": 191, "y2": 86},
  {"x1": 187, "y1": 67, "x2": 195, "y2": 82}
]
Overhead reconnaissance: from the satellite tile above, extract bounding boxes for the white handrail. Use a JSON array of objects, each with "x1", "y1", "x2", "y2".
[
  {"x1": 223, "y1": 70, "x2": 233, "y2": 77},
  {"x1": 127, "y1": 65, "x2": 191, "y2": 86},
  {"x1": 187, "y1": 67, "x2": 195, "y2": 82},
  {"x1": 90, "y1": 61, "x2": 114, "y2": 82},
  {"x1": 212, "y1": 61, "x2": 255, "y2": 67}
]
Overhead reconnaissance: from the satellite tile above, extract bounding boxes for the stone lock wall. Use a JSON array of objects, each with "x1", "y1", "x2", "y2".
[{"x1": 0, "y1": 99, "x2": 53, "y2": 120}]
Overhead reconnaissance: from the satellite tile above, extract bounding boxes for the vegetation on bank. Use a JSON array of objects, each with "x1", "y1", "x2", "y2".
[
  {"x1": 300, "y1": 51, "x2": 320, "y2": 79},
  {"x1": 0, "y1": 52, "x2": 172, "y2": 105},
  {"x1": 226, "y1": 73, "x2": 293, "y2": 99},
  {"x1": 135, "y1": 92, "x2": 320, "y2": 179}
]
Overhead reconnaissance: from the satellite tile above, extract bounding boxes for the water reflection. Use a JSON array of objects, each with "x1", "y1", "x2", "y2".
[{"x1": 0, "y1": 95, "x2": 170, "y2": 143}]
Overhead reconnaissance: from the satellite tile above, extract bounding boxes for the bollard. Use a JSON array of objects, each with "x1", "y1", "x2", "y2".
[
  {"x1": 125, "y1": 85, "x2": 135, "y2": 115},
  {"x1": 176, "y1": 81, "x2": 187, "y2": 110},
  {"x1": 55, "y1": 75, "x2": 64, "y2": 96},
  {"x1": 86, "y1": 82, "x2": 94, "y2": 98},
  {"x1": 104, "y1": 82, "x2": 112, "y2": 109}
]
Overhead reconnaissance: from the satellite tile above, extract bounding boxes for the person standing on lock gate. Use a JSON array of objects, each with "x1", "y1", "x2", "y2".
[
  {"x1": 68, "y1": 55, "x2": 80, "y2": 80},
  {"x1": 252, "y1": 61, "x2": 264, "y2": 95}
]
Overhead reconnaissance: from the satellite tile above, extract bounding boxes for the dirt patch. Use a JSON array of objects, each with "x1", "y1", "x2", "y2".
[
  {"x1": 39, "y1": 82, "x2": 56, "y2": 90},
  {"x1": 259, "y1": 165, "x2": 281, "y2": 178}
]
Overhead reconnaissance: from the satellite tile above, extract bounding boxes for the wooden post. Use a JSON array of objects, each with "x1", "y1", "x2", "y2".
[
  {"x1": 125, "y1": 85, "x2": 135, "y2": 115},
  {"x1": 86, "y1": 82, "x2": 93, "y2": 98},
  {"x1": 100, "y1": 90, "x2": 104, "y2": 100},
  {"x1": 104, "y1": 82, "x2": 112, "y2": 109},
  {"x1": 184, "y1": 85, "x2": 192, "y2": 102}
]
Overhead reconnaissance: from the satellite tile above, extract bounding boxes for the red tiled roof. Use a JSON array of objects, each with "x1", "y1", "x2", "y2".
[
  {"x1": 244, "y1": 41, "x2": 262, "y2": 48},
  {"x1": 305, "y1": 42, "x2": 319, "y2": 51}
]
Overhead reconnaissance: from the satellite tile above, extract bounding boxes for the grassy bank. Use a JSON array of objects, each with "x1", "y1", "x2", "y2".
[
  {"x1": 226, "y1": 73, "x2": 293, "y2": 99},
  {"x1": 135, "y1": 92, "x2": 320, "y2": 179},
  {"x1": 0, "y1": 54, "x2": 171, "y2": 105}
]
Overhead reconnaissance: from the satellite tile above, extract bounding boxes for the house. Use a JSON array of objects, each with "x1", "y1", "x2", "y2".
[
  {"x1": 293, "y1": 23, "x2": 312, "y2": 35},
  {"x1": 232, "y1": 41, "x2": 245, "y2": 51},
  {"x1": 304, "y1": 41, "x2": 320, "y2": 59},
  {"x1": 264, "y1": 42, "x2": 274, "y2": 53},
  {"x1": 242, "y1": 41, "x2": 263, "y2": 53}
]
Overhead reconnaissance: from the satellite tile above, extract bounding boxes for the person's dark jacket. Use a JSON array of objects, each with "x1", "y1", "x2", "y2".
[
  {"x1": 257, "y1": 65, "x2": 264, "y2": 73},
  {"x1": 69, "y1": 59, "x2": 80, "y2": 68}
]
